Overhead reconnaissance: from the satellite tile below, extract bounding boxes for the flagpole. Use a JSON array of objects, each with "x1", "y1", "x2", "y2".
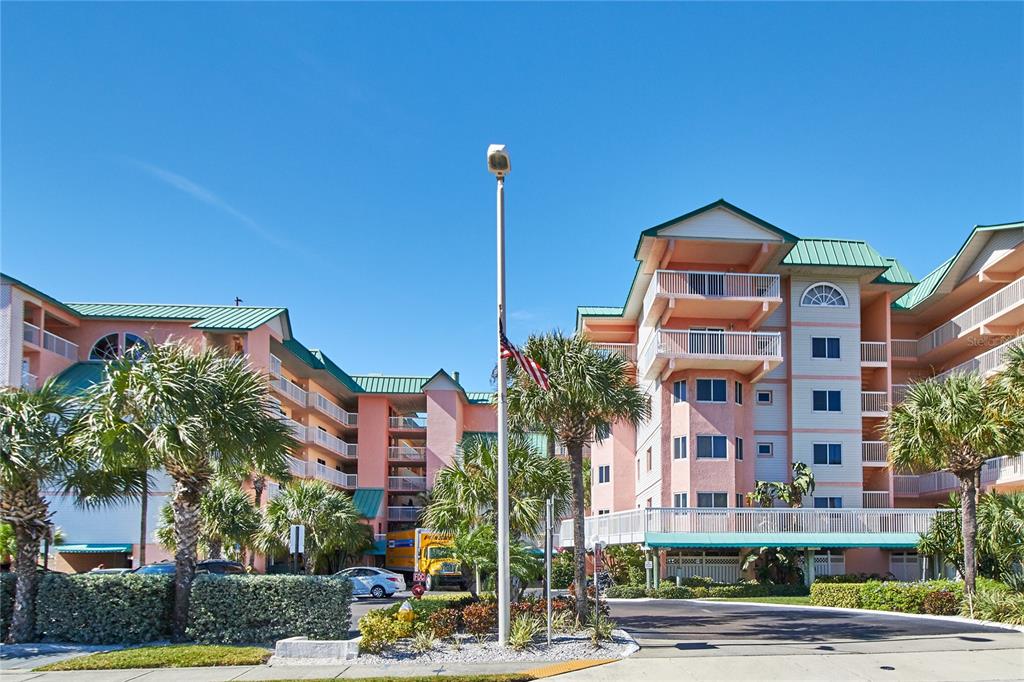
[{"x1": 495, "y1": 170, "x2": 511, "y2": 646}]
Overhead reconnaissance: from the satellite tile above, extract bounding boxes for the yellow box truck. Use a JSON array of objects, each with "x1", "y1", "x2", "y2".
[{"x1": 385, "y1": 528, "x2": 465, "y2": 591}]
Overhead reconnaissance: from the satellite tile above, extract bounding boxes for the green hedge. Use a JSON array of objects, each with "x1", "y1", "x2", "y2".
[
  {"x1": 35, "y1": 574, "x2": 174, "y2": 644},
  {"x1": 605, "y1": 582, "x2": 806, "y2": 599},
  {"x1": 187, "y1": 575, "x2": 352, "y2": 644},
  {"x1": 811, "y1": 580, "x2": 965, "y2": 614},
  {"x1": 1, "y1": 573, "x2": 15, "y2": 641},
  {"x1": 606, "y1": 585, "x2": 648, "y2": 599}
]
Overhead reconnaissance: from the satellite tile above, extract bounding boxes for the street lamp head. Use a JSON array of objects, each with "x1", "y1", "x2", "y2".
[{"x1": 487, "y1": 144, "x2": 511, "y2": 177}]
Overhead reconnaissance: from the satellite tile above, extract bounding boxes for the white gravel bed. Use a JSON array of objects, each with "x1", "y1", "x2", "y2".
[{"x1": 272, "y1": 629, "x2": 637, "y2": 666}]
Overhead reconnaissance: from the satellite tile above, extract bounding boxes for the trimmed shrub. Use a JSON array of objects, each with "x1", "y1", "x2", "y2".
[
  {"x1": 970, "y1": 585, "x2": 1024, "y2": 625},
  {"x1": 0, "y1": 573, "x2": 15, "y2": 641},
  {"x1": 606, "y1": 585, "x2": 647, "y2": 599},
  {"x1": 380, "y1": 598, "x2": 454, "y2": 620},
  {"x1": 358, "y1": 610, "x2": 402, "y2": 653},
  {"x1": 656, "y1": 585, "x2": 692, "y2": 599},
  {"x1": 680, "y1": 576, "x2": 714, "y2": 588},
  {"x1": 551, "y1": 552, "x2": 574, "y2": 590},
  {"x1": 462, "y1": 602, "x2": 497, "y2": 639},
  {"x1": 187, "y1": 574, "x2": 352, "y2": 644},
  {"x1": 810, "y1": 583, "x2": 862, "y2": 609},
  {"x1": 815, "y1": 573, "x2": 893, "y2": 584},
  {"x1": 35, "y1": 574, "x2": 173, "y2": 644},
  {"x1": 427, "y1": 607, "x2": 459, "y2": 639},
  {"x1": 705, "y1": 584, "x2": 809, "y2": 599},
  {"x1": 923, "y1": 590, "x2": 959, "y2": 616}
]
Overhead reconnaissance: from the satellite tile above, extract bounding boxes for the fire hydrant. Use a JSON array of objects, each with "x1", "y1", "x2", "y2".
[{"x1": 397, "y1": 600, "x2": 415, "y2": 623}]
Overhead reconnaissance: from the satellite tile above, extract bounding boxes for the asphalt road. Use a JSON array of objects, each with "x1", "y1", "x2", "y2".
[{"x1": 608, "y1": 599, "x2": 1024, "y2": 659}]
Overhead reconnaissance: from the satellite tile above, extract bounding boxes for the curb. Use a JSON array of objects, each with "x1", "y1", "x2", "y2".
[{"x1": 689, "y1": 599, "x2": 1024, "y2": 633}]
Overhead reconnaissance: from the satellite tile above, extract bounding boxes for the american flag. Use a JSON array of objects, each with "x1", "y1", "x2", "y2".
[{"x1": 500, "y1": 331, "x2": 550, "y2": 391}]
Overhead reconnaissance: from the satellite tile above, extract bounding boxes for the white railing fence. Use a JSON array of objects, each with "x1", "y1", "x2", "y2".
[
  {"x1": 389, "y1": 445, "x2": 427, "y2": 460},
  {"x1": 43, "y1": 330, "x2": 78, "y2": 360},
  {"x1": 593, "y1": 343, "x2": 637, "y2": 363},
  {"x1": 311, "y1": 462, "x2": 357, "y2": 488},
  {"x1": 390, "y1": 415, "x2": 427, "y2": 429},
  {"x1": 892, "y1": 384, "x2": 910, "y2": 404},
  {"x1": 861, "y1": 341, "x2": 888, "y2": 364},
  {"x1": 936, "y1": 336, "x2": 1023, "y2": 382},
  {"x1": 893, "y1": 475, "x2": 919, "y2": 495},
  {"x1": 274, "y1": 376, "x2": 308, "y2": 405},
  {"x1": 665, "y1": 555, "x2": 741, "y2": 584},
  {"x1": 308, "y1": 391, "x2": 358, "y2": 426},
  {"x1": 23, "y1": 321, "x2": 41, "y2": 345},
  {"x1": 656, "y1": 330, "x2": 783, "y2": 359},
  {"x1": 310, "y1": 428, "x2": 357, "y2": 458},
  {"x1": 389, "y1": 476, "x2": 427, "y2": 492},
  {"x1": 862, "y1": 391, "x2": 888, "y2": 414},
  {"x1": 862, "y1": 491, "x2": 891, "y2": 509},
  {"x1": 862, "y1": 441, "x2": 889, "y2": 464},
  {"x1": 891, "y1": 339, "x2": 918, "y2": 358},
  {"x1": 654, "y1": 271, "x2": 781, "y2": 299},
  {"x1": 388, "y1": 506, "x2": 423, "y2": 522},
  {"x1": 918, "y1": 274, "x2": 1024, "y2": 356}
]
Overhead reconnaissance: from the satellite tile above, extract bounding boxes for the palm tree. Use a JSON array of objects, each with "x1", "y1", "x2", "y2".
[
  {"x1": 919, "y1": 491, "x2": 1024, "y2": 581},
  {"x1": 82, "y1": 341, "x2": 296, "y2": 639},
  {"x1": 505, "y1": 331, "x2": 649, "y2": 618},
  {"x1": 746, "y1": 462, "x2": 816, "y2": 509},
  {"x1": 155, "y1": 478, "x2": 261, "y2": 560},
  {"x1": 0, "y1": 381, "x2": 140, "y2": 642},
  {"x1": 885, "y1": 374, "x2": 1014, "y2": 599},
  {"x1": 258, "y1": 480, "x2": 365, "y2": 574}
]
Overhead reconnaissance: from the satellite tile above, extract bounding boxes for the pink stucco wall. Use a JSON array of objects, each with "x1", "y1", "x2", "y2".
[{"x1": 425, "y1": 389, "x2": 460, "y2": 484}]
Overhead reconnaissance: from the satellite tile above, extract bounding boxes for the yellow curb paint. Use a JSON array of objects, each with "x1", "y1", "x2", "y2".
[{"x1": 523, "y1": 658, "x2": 619, "y2": 678}]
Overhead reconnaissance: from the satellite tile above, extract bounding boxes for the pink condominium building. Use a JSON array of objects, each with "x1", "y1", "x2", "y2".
[
  {"x1": 1, "y1": 275, "x2": 495, "y2": 572},
  {"x1": 565, "y1": 200, "x2": 1023, "y2": 583}
]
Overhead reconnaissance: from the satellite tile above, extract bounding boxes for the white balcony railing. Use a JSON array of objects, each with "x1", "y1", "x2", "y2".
[
  {"x1": 311, "y1": 462, "x2": 357, "y2": 489},
  {"x1": 891, "y1": 339, "x2": 918, "y2": 359},
  {"x1": 862, "y1": 441, "x2": 889, "y2": 465},
  {"x1": 892, "y1": 384, "x2": 910, "y2": 404},
  {"x1": 23, "y1": 321, "x2": 41, "y2": 345},
  {"x1": 21, "y1": 372, "x2": 38, "y2": 390},
  {"x1": 901, "y1": 454, "x2": 1024, "y2": 495},
  {"x1": 310, "y1": 428, "x2": 357, "y2": 459},
  {"x1": 273, "y1": 376, "x2": 308, "y2": 406},
  {"x1": 861, "y1": 391, "x2": 888, "y2": 415},
  {"x1": 389, "y1": 476, "x2": 427, "y2": 492},
  {"x1": 862, "y1": 491, "x2": 891, "y2": 508},
  {"x1": 389, "y1": 445, "x2": 426, "y2": 461},
  {"x1": 284, "y1": 419, "x2": 306, "y2": 442},
  {"x1": 893, "y1": 475, "x2": 919, "y2": 496},
  {"x1": 270, "y1": 354, "x2": 282, "y2": 376},
  {"x1": 42, "y1": 330, "x2": 78, "y2": 360},
  {"x1": 641, "y1": 329, "x2": 782, "y2": 373},
  {"x1": 861, "y1": 341, "x2": 888, "y2": 365},
  {"x1": 308, "y1": 391, "x2": 358, "y2": 427},
  {"x1": 560, "y1": 507, "x2": 952, "y2": 547},
  {"x1": 390, "y1": 415, "x2": 427, "y2": 429},
  {"x1": 936, "y1": 335, "x2": 1024, "y2": 382},
  {"x1": 653, "y1": 271, "x2": 781, "y2": 299},
  {"x1": 918, "y1": 274, "x2": 1024, "y2": 356},
  {"x1": 593, "y1": 343, "x2": 637, "y2": 363},
  {"x1": 388, "y1": 506, "x2": 423, "y2": 522},
  {"x1": 285, "y1": 454, "x2": 308, "y2": 477}
]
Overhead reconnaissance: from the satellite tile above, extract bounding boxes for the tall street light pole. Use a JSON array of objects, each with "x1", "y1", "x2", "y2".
[{"x1": 487, "y1": 143, "x2": 512, "y2": 645}]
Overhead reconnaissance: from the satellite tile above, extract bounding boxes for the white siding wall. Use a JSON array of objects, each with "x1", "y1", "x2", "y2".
[
  {"x1": 1, "y1": 284, "x2": 24, "y2": 387},
  {"x1": 809, "y1": 486, "x2": 862, "y2": 510},
  {"x1": 46, "y1": 471, "x2": 174, "y2": 544},
  {"x1": 753, "y1": 384, "x2": 788, "y2": 431},
  {"x1": 754, "y1": 436, "x2": 788, "y2": 482},
  {"x1": 634, "y1": 376, "x2": 662, "y2": 508},
  {"x1": 961, "y1": 229, "x2": 1024, "y2": 282},
  {"x1": 763, "y1": 298, "x2": 788, "y2": 328}
]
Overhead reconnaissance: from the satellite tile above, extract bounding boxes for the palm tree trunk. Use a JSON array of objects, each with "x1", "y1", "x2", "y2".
[
  {"x1": 3, "y1": 485, "x2": 49, "y2": 643},
  {"x1": 171, "y1": 479, "x2": 203, "y2": 641},
  {"x1": 568, "y1": 442, "x2": 587, "y2": 620},
  {"x1": 138, "y1": 474, "x2": 149, "y2": 567},
  {"x1": 249, "y1": 476, "x2": 264, "y2": 570},
  {"x1": 961, "y1": 475, "x2": 978, "y2": 605}
]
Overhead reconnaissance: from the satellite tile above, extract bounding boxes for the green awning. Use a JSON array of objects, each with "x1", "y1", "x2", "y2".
[
  {"x1": 644, "y1": 532, "x2": 921, "y2": 549},
  {"x1": 53, "y1": 544, "x2": 132, "y2": 554},
  {"x1": 352, "y1": 488, "x2": 384, "y2": 519}
]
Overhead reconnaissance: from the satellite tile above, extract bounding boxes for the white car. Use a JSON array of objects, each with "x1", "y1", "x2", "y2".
[{"x1": 335, "y1": 566, "x2": 407, "y2": 598}]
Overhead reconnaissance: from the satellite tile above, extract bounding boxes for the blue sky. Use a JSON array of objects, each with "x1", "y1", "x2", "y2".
[{"x1": 3, "y1": 2, "x2": 1022, "y2": 389}]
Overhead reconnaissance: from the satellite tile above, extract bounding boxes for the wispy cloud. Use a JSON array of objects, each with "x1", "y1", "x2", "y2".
[
  {"x1": 509, "y1": 310, "x2": 537, "y2": 321},
  {"x1": 125, "y1": 159, "x2": 300, "y2": 255}
]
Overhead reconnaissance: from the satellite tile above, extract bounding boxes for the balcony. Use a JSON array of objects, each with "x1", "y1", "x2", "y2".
[
  {"x1": 308, "y1": 391, "x2": 358, "y2": 427},
  {"x1": 389, "y1": 476, "x2": 428, "y2": 492},
  {"x1": 916, "y1": 274, "x2": 1024, "y2": 361},
  {"x1": 389, "y1": 445, "x2": 426, "y2": 461},
  {"x1": 891, "y1": 339, "x2": 918, "y2": 362},
  {"x1": 560, "y1": 507, "x2": 952, "y2": 547},
  {"x1": 285, "y1": 454, "x2": 308, "y2": 477},
  {"x1": 861, "y1": 391, "x2": 888, "y2": 417},
  {"x1": 936, "y1": 335, "x2": 1023, "y2": 382},
  {"x1": 283, "y1": 419, "x2": 306, "y2": 442},
  {"x1": 862, "y1": 441, "x2": 889, "y2": 466},
  {"x1": 892, "y1": 384, "x2": 910, "y2": 404},
  {"x1": 272, "y1": 376, "x2": 308, "y2": 407},
  {"x1": 390, "y1": 415, "x2": 427, "y2": 430},
  {"x1": 593, "y1": 343, "x2": 637, "y2": 364},
  {"x1": 42, "y1": 330, "x2": 78, "y2": 360},
  {"x1": 310, "y1": 462, "x2": 357, "y2": 489},
  {"x1": 309, "y1": 428, "x2": 357, "y2": 459},
  {"x1": 894, "y1": 454, "x2": 1024, "y2": 496},
  {"x1": 23, "y1": 321, "x2": 40, "y2": 345},
  {"x1": 860, "y1": 342, "x2": 888, "y2": 367},
  {"x1": 644, "y1": 271, "x2": 782, "y2": 327},
  {"x1": 388, "y1": 506, "x2": 423, "y2": 523},
  {"x1": 893, "y1": 475, "x2": 919, "y2": 496},
  {"x1": 862, "y1": 491, "x2": 891, "y2": 508},
  {"x1": 639, "y1": 329, "x2": 783, "y2": 381}
]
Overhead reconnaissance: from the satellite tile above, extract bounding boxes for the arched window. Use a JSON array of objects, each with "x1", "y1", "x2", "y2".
[
  {"x1": 801, "y1": 283, "x2": 848, "y2": 307},
  {"x1": 124, "y1": 333, "x2": 149, "y2": 359},
  {"x1": 89, "y1": 333, "x2": 121, "y2": 361}
]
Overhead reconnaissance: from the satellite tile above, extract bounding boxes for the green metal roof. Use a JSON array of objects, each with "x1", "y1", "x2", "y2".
[
  {"x1": 54, "y1": 362, "x2": 105, "y2": 394},
  {"x1": 352, "y1": 375, "x2": 432, "y2": 394},
  {"x1": 65, "y1": 302, "x2": 287, "y2": 331},
  {"x1": 352, "y1": 488, "x2": 384, "y2": 519},
  {"x1": 875, "y1": 258, "x2": 916, "y2": 286},
  {"x1": 782, "y1": 239, "x2": 889, "y2": 269},
  {"x1": 577, "y1": 306, "x2": 625, "y2": 317},
  {"x1": 644, "y1": 532, "x2": 922, "y2": 549},
  {"x1": 53, "y1": 544, "x2": 132, "y2": 554},
  {"x1": 281, "y1": 338, "x2": 362, "y2": 393},
  {"x1": 466, "y1": 392, "x2": 494, "y2": 404},
  {"x1": 894, "y1": 257, "x2": 955, "y2": 310}
]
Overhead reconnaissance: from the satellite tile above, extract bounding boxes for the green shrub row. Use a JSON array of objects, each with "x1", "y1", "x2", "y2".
[
  {"x1": 810, "y1": 580, "x2": 964, "y2": 614},
  {"x1": 23, "y1": 573, "x2": 352, "y2": 644},
  {"x1": 605, "y1": 581, "x2": 808, "y2": 599}
]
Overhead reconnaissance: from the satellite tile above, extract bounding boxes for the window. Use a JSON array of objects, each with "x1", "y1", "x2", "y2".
[
  {"x1": 124, "y1": 333, "x2": 149, "y2": 359},
  {"x1": 646, "y1": 498, "x2": 653, "y2": 508},
  {"x1": 597, "y1": 465, "x2": 611, "y2": 483},
  {"x1": 756, "y1": 390, "x2": 773, "y2": 405},
  {"x1": 696, "y1": 378, "x2": 727, "y2": 403},
  {"x1": 735, "y1": 381, "x2": 743, "y2": 404},
  {"x1": 801, "y1": 282, "x2": 848, "y2": 307},
  {"x1": 673, "y1": 493, "x2": 688, "y2": 508},
  {"x1": 646, "y1": 448, "x2": 652, "y2": 471},
  {"x1": 757, "y1": 442, "x2": 774, "y2": 458},
  {"x1": 813, "y1": 496, "x2": 844, "y2": 509},
  {"x1": 697, "y1": 492, "x2": 728, "y2": 508},
  {"x1": 673, "y1": 436, "x2": 687, "y2": 460},
  {"x1": 735, "y1": 437, "x2": 744, "y2": 461},
  {"x1": 316, "y1": 458, "x2": 326, "y2": 466},
  {"x1": 696, "y1": 435, "x2": 727, "y2": 459},
  {"x1": 811, "y1": 337, "x2": 841, "y2": 359},
  {"x1": 812, "y1": 390, "x2": 842, "y2": 412},
  {"x1": 672, "y1": 380, "x2": 687, "y2": 403},
  {"x1": 736, "y1": 494, "x2": 744, "y2": 508},
  {"x1": 813, "y1": 443, "x2": 843, "y2": 465},
  {"x1": 89, "y1": 333, "x2": 120, "y2": 361},
  {"x1": 597, "y1": 509, "x2": 610, "y2": 516}
]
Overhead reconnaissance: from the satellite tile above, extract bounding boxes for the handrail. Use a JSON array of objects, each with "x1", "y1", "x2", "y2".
[
  {"x1": 654, "y1": 270, "x2": 781, "y2": 299},
  {"x1": 918, "y1": 274, "x2": 1024, "y2": 356}
]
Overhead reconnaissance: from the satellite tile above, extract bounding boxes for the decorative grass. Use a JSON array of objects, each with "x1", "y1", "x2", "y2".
[{"x1": 34, "y1": 644, "x2": 272, "y2": 671}]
